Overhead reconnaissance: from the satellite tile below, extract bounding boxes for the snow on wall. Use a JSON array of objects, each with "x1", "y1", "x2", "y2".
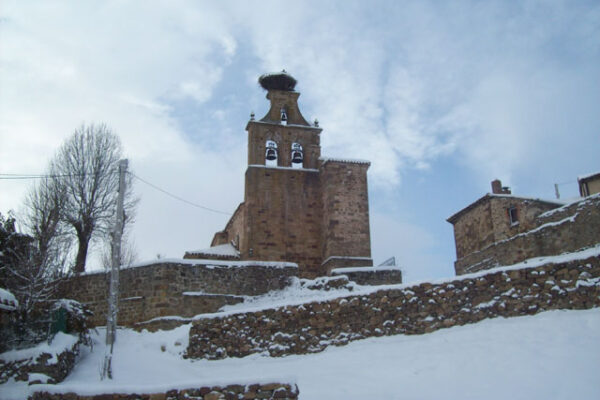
[
  {"x1": 319, "y1": 157, "x2": 371, "y2": 165},
  {"x1": 187, "y1": 252, "x2": 600, "y2": 360},
  {"x1": 60, "y1": 260, "x2": 298, "y2": 328},
  {"x1": 0, "y1": 333, "x2": 80, "y2": 385},
  {"x1": 185, "y1": 243, "x2": 241, "y2": 258},
  {"x1": 455, "y1": 194, "x2": 600, "y2": 274}
]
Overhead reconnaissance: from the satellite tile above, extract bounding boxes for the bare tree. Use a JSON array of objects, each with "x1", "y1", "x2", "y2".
[
  {"x1": 50, "y1": 123, "x2": 135, "y2": 273},
  {"x1": 24, "y1": 177, "x2": 71, "y2": 274}
]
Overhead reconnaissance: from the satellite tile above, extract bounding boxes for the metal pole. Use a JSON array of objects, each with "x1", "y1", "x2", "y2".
[{"x1": 102, "y1": 159, "x2": 127, "y2": 379}]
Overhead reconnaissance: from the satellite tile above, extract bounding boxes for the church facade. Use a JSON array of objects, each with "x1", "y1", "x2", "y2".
[{"x1": 185, "y1": 72, "x2": 373, "y2": 278}]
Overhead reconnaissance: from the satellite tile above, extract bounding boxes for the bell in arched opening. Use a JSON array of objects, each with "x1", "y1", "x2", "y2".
[
  {"x1": 265, "y1": 140, "x2": 278, "y2": 165},
  {"x1": 266, "y1": 148, "x2": 277, "y2": 161},
  {"x1": 280, "y1": 107, "x2": 288, "y2": 125},
  {"x1": 291, "y1": 142, "x2": 303, "y2": 168}
]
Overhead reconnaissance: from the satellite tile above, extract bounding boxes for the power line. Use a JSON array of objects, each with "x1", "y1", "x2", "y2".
[
  {"x1": 0, "y1": 173, "x2": 104, "y2": 180},
  {"x1": 1, "y1": 171, "x2": 231, "y2": 216},
  {"x1": 129, "y1": 172, "x2": 232, "y2": 216}
]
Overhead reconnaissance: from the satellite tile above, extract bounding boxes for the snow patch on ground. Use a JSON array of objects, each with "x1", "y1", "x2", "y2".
[{"x1": 2, "y1": 309, "x2": 599, "y2": 399}]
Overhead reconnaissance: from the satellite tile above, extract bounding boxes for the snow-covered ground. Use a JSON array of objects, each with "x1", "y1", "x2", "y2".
[{"x1": 3, "y1": 308, "x2": 599, "y2": 399}]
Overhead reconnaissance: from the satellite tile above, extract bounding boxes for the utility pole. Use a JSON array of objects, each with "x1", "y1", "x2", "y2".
[
  {"x1": 102, "y1": 159, "x2": 127, "y2": 380},
  {"x1": 554, "y1": 183, "x2": 560, "y2": 199}
]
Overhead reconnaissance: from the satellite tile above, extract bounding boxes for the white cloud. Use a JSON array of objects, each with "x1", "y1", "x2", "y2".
[{"x1": 1, "y1": 0, "x2": 599, "y2": 274}]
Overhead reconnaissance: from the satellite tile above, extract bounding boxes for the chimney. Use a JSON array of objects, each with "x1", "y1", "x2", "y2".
[{"x1": 491, "y1": 179, "x2": 511, "y2": 195}]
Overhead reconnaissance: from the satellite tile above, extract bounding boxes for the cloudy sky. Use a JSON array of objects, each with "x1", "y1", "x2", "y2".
[{"x1": 1, "y1": 0, "x2": 599, "y2": 282}]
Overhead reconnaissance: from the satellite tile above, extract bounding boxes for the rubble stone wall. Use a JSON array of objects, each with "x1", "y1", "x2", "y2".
[
  {"x1": 331, "y1": 267, "x2": 403, "y2": 285},
  {"x1": 31, "y1": 382, "x2": 299, "y2": 400},
  {"x1": 456, "y1": 195, "x2": 600, "y2": 274},
  {"x1": 61, "y1": 261, "x2": 297, "y2": 327},
  {"x1": 187, "y1": 255, "x2": 600, "y2": 360},
  {"x1": 0, "y1": 335, "x2": 79, "y2": 385}
]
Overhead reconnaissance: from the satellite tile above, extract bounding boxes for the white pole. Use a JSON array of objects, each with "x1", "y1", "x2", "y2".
[{"x1": 102, "y1": 159, "x2": 127, "y2": 379}]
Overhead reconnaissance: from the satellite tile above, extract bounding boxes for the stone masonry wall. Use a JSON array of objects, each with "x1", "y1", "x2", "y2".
[
  {"x1": 244, "y1": 166, "x2": 323, "y2": 278},
  {"x1": 61, "y1": 261, "x2": 297, "y2": 327},
  {"x1": 331, "y1": 267, "x2": 403, "y2": 285},
  {"x1": 246, "y1": 121, "x2": 321, "y2": 169},
  {"x1": 31, "y1": 382, "x2": 299, "y2": 400},
  {"x1": 456, "y1": 194, "x2": 600, "y2": 274},
  {"x1": 211, "y1": 203, "x2": 246, "y2": 248},
  {"x1": 187, "y1": 254, "x2": 600, "y2": 360},
  {"x1": 451, "y1": 196, "x2": 559, "y2": 260},
  {"x1": 320, "y1": 160, "x2": 372, "y2": 273},
  {"x1": 488, "y1": 197, "x2": 559, "y2": 244},
  {"x1": 451, "y1": 199, "x2": 494, "y2": 260}
]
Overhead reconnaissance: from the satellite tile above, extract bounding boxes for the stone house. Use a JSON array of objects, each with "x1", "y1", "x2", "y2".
[
  {"x1": 447, "y1": 180, "x2": 600, "y2": 275},
  {"x1": 447, "y1": 180, "x2": 562, "y2": 269},
  {"x1": 578, "y1": 172, "x2": 600, "y2": 197},
  {"x1": 446, "y1": 179, "x2": 600, "y2": 275},
  {"x1": 184, "y1": 72, "x2": 374, "y2": 278}
]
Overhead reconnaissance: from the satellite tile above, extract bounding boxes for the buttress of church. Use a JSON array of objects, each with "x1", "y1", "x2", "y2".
[{"x1": 184, "y1": 71, "x2": 373, "y2": 278}]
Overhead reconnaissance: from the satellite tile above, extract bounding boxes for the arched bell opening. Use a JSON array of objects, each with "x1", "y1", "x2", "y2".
[
  {"x1": 291, "y1": 142, "x2": 303, "y2": 169},
  {"x1": 265, "y1": 140, "x2": 278, "y2": 166}
]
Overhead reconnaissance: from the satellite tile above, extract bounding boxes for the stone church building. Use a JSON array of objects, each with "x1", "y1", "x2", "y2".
[{"x1": 185, "y1": 72, "x2": 373, "y2": 278}]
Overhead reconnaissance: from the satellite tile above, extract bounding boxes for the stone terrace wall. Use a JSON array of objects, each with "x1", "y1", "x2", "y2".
[
  {"x1": 61, "y1": 261, "x2": 297, "y2": 327},
  {"x1": 456, "y1": 194, "x2": 600, "y2": 274},
  {"x1": 331, "y1": 266, "x2": 403, "y2": 285},
  {"x1": 187, "y1": 254, "x2": 600, "y2": 360},
  {"x1": 31, "y1": 382, "x2": 299, "y2": 400}
]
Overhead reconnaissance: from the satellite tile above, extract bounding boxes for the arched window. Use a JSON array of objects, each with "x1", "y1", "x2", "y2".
[
  {"x1": 291, "y1": 142, "x2": 303, "y2": 169},
  {"x1": 265, "y1": 140, "x2": 278, "y2": 166},
  {"x1": 280, "y1": 107, "x2": 288, "y2": 125}
]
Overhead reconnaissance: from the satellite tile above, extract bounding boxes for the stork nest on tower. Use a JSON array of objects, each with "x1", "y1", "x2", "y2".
[{"x1": 258, "y1": 70, "x2": 297, "y2": 91}]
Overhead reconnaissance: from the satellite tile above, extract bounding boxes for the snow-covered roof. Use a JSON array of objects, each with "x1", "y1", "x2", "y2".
[
  {"x1": 81, "y1": 258, "x2": 298, "y2": 276},
  {"x1": 321, "y1": 256, "x2": 373, "y2": 266},
  {"x1": 578, "y1": 171, "x2": 600, "y2": 182},
  {"x1": 447, "y1": 193, "x2": 565, "y2": 224},
  {"x1": 319, "y1": 157, "x2": 371, "y2": 166},
  {"x1": 186, "y1": 243, "x2": 240, "y2": 258},
  {"x1": 0, "y1": 287, "x2": 18, "y2": 311},
  {"x1": 331, "y1": 265, "x2": 401, "y2": 274}
]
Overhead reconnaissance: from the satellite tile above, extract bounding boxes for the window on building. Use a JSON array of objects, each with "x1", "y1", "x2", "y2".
[
  {"x1": 508, "y1": 206, "x2": 519, "y2": 226},
  {"x1": 280, "y1": 107, "x2": 288, "y2": 125},
  {"x1": 265, "y1": 140, "x2": 278, "y2": 166},
  {"x1": 291, "y1": 142, "x2": 303, "y2": 169}
]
